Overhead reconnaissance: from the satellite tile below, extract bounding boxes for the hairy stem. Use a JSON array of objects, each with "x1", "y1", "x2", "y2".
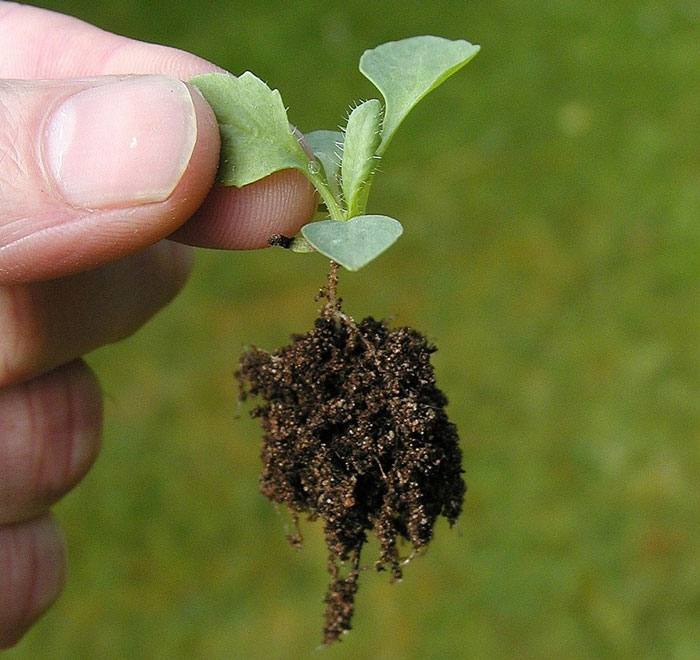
[{"x1": 304, "y1": 171, "x2": 346, "y2": 222}]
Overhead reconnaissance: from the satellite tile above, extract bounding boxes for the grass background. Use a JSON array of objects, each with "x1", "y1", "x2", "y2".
[{"x1": 6, "y1": 1, "x2": 700, "y2": 658}]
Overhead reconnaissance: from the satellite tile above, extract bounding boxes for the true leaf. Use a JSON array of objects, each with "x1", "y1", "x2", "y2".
[
  {"x1": 301, "y1": 215, "x2": 403, "y2": 271},
  {"x1": 359, "y1": 36, "x2": 480, "y2": 155},
  {"x1": 341, "y1": 99, "x2": 382, "y2": 217},
  {"x1": 191, "y1": 72, "x2": 309, "y2": 187},
  {"x1": 305, "y1": 130, "x2": 343, "y2": 200}
]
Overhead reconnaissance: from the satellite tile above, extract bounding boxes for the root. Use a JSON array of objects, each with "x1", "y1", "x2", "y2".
[{"x1": 235, "y1": 267, "x2": 465, "y2": 644}]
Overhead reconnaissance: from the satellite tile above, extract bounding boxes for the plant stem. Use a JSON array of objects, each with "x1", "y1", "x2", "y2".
[
  {"x1": 327, "y1": 260, "x2": 339, "y2": 308},
  {"x1": 305, "y1": 171, "x2": 346, "y2": 222}
]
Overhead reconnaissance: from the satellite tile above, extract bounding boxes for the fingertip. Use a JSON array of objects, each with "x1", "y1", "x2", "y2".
[
  {"x1": 0, "y1": 514, "x2": 66, "y2": 649},
  {"x1": 170, "y1": 169, "x2": 317, "y2": 250}
]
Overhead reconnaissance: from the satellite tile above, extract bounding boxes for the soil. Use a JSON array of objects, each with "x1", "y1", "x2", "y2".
[{"x1": 235, "y1": 263, "x2": 466, "y2": 644}]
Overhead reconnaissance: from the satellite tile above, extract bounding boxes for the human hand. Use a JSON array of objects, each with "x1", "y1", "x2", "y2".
[{"x1": 0, "y1": 3, "x2": 316, "y2": 648}]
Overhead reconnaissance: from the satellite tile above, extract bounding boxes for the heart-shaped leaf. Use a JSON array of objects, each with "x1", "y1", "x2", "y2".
[{"x1": 301, "y1": 215, "x2": 403, "y2": 271}]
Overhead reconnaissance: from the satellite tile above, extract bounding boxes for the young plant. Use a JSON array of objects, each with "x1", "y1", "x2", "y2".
[
  {"x1": 193, "y1": 36, "x2": 480, "y2": 645},
  {"x1": 191, "y1": 35, "x2": 480, "y2": 270}
]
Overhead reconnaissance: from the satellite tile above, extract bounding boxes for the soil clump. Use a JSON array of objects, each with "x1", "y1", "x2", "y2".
[{"x1": 235, "y1": 265, "x2": 465, "y2": 644}]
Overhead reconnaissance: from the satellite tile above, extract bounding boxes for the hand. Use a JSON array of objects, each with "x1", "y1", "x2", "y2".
[{"x1": 0, "y1": 3, "x2": 316, "y2": 648}]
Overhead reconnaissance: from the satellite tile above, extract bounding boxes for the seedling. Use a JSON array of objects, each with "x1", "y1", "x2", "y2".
[
  {"x1": 191, "y1": 35, "x2": 480, "y2": 270},
  {"x1": 192, "y1": 36, "x2": 480, "y2": 645}
]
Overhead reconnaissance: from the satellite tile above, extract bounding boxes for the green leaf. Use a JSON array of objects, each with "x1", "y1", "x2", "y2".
[
  {"x1": 301, "y1": 215, "x2": 403, "y2": 271},
  {"x1": 359, "y1": 36, "x2": 480, "y2": 155},
  {"x1": 341, "y1": 99, "x2": 382, "y2": 217},
  {"x1": 305, "y1": 130, "x2": 343, "y2": 201},
  {"x1": 191, "y1": 72, "x2": 309, "y2": 187},
  {"x1": 289, "y1": 234, "x2": 316, "y2": 253}
]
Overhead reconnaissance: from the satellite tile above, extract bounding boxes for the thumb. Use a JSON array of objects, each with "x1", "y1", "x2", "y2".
[{"x1": 0, "y1": 75, "x2": 220, "y2": 284}]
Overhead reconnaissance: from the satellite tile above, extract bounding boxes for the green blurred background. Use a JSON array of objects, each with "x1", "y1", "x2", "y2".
[{"x1": 7, "y1": 1, "x2": 700, "y2": 658}]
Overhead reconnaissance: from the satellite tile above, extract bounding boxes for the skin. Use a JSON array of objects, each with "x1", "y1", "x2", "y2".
[{"x1": 0, "y1": 2, "x2": 317, "y2": 648}]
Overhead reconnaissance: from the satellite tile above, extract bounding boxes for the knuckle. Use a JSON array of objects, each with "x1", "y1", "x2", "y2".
[
  {"x1": 0, "y1": 83, "x2": 33, "y2": 206},
  {"x1": 0, "y1": 362, "x2": 102, "y2": 522}
]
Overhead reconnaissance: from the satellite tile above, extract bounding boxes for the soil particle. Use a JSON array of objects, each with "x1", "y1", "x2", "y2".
[{"x1": 235, "y1": 264, "x2": 465, "y2": 644}]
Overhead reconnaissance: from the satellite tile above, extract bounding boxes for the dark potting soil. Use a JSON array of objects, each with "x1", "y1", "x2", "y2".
[{"x1": 235, "y1": 266, "x2": 465, "y2": 644}]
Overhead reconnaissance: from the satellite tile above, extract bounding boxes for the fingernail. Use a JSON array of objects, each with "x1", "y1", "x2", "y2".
[{"x1": 44, "y1": 76, "x2": 197, "y2": 209}]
